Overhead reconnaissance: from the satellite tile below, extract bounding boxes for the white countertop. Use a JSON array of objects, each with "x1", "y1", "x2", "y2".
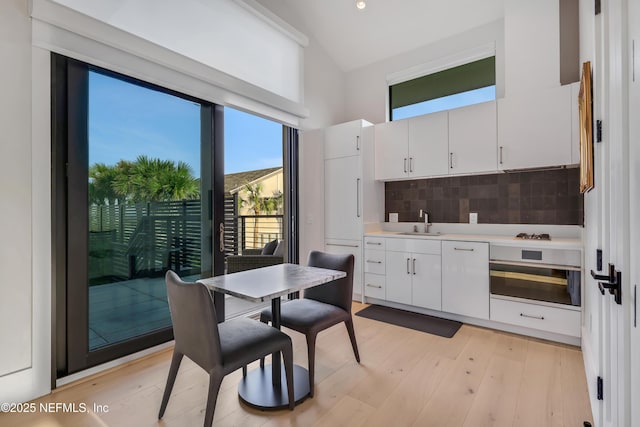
[
  {"x1": 364, "y1": 223, "x2": 583, "y2": 251},
  {"x1": 364, "y1": 230, "x2": 582, "y2": 250}
]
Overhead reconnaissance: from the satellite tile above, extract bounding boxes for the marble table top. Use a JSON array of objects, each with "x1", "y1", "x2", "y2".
[{"x1": 197, "y1": 263, "x2": 346, "y2": 303}]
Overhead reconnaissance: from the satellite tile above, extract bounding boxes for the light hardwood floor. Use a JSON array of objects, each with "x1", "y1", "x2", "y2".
[{"x1": 0, "y1": 302, "x2": 593, "y2": 427}]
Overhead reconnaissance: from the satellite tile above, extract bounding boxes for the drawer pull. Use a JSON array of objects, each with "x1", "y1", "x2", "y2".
[
  {"x1": 366, "y1": 260, "x2": 382, "y2": 264},
  {"x1": 366, "y1": 284, "x2": 382, "y2": 289},
  {"x1": 520, "y1": 313, "x2": 544, "y2": 320},
  {"x1": 454, "y1": 248, "x2": 474, "y2": 252},
  {"x1": 326, "y1": 243, "x2": 359, "y2": 248},
  {"x1": 366, "y1": 242, "x2": 382, "y2": 245}
]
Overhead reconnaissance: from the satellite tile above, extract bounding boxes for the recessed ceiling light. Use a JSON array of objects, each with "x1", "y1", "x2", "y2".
[{"x1": 356, "y1": 1, "x2": 366, "y2": 10}]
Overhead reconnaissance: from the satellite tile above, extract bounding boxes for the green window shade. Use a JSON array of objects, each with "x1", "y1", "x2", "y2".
[{"x1": 390, "y1": 56, "x2": 495, "y2": 110}]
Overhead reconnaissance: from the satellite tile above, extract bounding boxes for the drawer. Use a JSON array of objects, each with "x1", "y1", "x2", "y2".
[
  {"x1": 490, "y1": 297, "x2": 581, "y2": 337},
  {"x1": 364, "y1": 273, "x2": 385, "y2": 299},
  {"x1": 386, "y1": 238, "x2": 441, "y2": 255},
  {"x1": 364, "y1": 236, "x2": 386, "y2": 250},
  {"x1": 364, "y1": 249, "x2": 385, "y2": 274}
]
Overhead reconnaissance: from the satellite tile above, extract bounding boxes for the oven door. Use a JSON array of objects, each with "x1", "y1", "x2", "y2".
[{"x1": 489, "y1": 261, "x2": 581, "y2": 306}]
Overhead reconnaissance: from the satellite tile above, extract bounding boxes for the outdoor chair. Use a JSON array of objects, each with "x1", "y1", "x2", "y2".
[
  {"x1": 259, "y1": 251, "x2": 360, "y2": 397},
  {"x1": 159, "y1": 270, "x2": 295, "y2": 426},
  {"x1": 225, "y1": 239, "x2": 284, "y2": 273}
]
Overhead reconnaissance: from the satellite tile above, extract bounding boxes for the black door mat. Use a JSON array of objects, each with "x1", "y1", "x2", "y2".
[{"x1": 356, "y1": 305, "x2": 462, "y2": 338}]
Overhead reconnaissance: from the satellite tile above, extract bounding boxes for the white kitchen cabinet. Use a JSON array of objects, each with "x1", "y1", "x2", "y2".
[
  {"x1": 374, "y1": 112, "x2": 449, "y2": 180},
  {"x1": 325, "y1": 238, "x2": 362, "y2": 300},
  {"x1": 364, "y1": 237, "x2": 386, "y2": 300},
  {"x1": 385, "y1": 238, "x2": 442, "y2": 310},
  {"x1": 448, "y1": 101, "x2": 497, "y2": 174},
  {"x1": 441, "y1": 240, "x2": 489, "y2": 319},
  {"x1": 374, "y1": 119, "x2": 408, "y2": 180},
  {"x1": 407, "y1": 111, "x2": 449, "y2": 177},
  {"x1": 497, "y1": 84, "x2": 578, "y2": 170},
  {"x1": 325, "y1": 156, "x2": 362, "y2": 241},
  {"x1": 324, "y1": 120, "x2": 363, "y2": 159},
  {"x1": 324, "y1": 120, "x2": 384, "y2": 301}
]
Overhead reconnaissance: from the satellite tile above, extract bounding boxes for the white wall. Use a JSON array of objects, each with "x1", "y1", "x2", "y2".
[
  {"x1": 0, "y1": 0, "x2": 52, "y2": 402},
  {"x1": 343, "y1": 20, "x2": 505, "y2": 124},
  {"x1": 255, "y1": 0, "x2": 348, "y2": 261}
]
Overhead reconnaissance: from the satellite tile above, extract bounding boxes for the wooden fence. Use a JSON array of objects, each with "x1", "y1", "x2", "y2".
[{"x1": 88, "y1": 197, "x2": 283, "y2": 283}]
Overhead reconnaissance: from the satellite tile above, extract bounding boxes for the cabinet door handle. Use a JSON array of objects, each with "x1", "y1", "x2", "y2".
[
  {"x1": 412, "y1": 258, "x2": 416, "y2": 275},
  {"x1": 366, "y1": 260, "x2": 382, "y2": 264},
  {"x1": 454, "y1": 247, "x2": 474, "y2": 251},
  {"x1": 326, "y1": 243, "x2": 359, "y2": 248},
  {"x1": 356, "y1": 135, "x2": 360, "y2": 151},
  {"x1": 404, "y1": 158, "x2": 407, "y2": 173},
  {"x1": 499, "y1": 146, "x2": 504, "y2": 165},
  {"x1": 520, "y1": 313, "x2": 544, "y2": 320},
  {"x1": 356, "y1": 178, "x2": 361, "y2": 218},
  {"x1": 449, "y1": 152, "x2": 454, "y2": 169},
  {"x1": 406, "y1": 258, "x2": 411, "y2": 274},
  {"x1": 366, "y1": 284, "x2": 382, "y2": 289},
  {"x1": 409, "y1": 157, "x2": 414, "y2": 173},
  {"x1": 366, "y1": 241, "x2": 382, "y2": 246}
]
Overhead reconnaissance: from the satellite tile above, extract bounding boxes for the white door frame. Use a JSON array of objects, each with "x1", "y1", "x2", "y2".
[{"x1": 628, "y1": 0, "x2": 640, "y2": 424}]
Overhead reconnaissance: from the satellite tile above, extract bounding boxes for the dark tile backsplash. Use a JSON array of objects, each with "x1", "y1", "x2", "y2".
[{"x1": 385, "y1": 168, "x2": 583, "y2": 225}]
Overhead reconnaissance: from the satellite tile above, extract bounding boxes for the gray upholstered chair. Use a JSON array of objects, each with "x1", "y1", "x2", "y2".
[
  {"x1": 159, "y1": 271, "x2": 295, "y2": 426},
  {"x1": 259, "y1": 251, "x2": 360, "y2": 397}
]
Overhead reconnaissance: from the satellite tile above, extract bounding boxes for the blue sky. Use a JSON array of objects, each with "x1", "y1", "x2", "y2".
[
  {"x1": 88, "y1": 71, "x2": 282, "y2": 178},
  {"x1": 392, "y1": 85, "x2": 496, "y2": 120}
]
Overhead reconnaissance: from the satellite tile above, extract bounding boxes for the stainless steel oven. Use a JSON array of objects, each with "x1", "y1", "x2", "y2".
[{"x1": 489, "y1": 245, "x2": 582, "y2": 307}]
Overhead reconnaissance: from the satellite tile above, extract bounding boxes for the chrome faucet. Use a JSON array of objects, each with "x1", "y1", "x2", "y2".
[{"x1": 419, "y1": 209, "x2": 430, "y2": 233}]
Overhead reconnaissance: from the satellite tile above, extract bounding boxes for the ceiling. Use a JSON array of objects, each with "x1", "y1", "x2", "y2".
[{"x1": 274, "y1": 0, "x2": 505, "y2": 72}]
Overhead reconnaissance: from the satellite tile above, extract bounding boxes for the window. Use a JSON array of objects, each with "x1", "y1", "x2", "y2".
[{"x1": 390, "y1": 56, "x2": 496, "y2": 120}]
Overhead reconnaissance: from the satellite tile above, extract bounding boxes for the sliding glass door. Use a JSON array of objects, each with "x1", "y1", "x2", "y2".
[
  {"x1": 53, "y1": 55, "x2": 221, "y2": 375},
  {"x1": 53, "y1": 54, "x2": 298, "y2": 377}
]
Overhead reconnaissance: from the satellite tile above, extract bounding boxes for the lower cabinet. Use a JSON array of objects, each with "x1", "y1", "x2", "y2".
[
  {"x1": 385, "y1": 239, "x2": 442, "y2": 310},
  {"x1": 441, "y1": 241, "x2": 489, "y2": 319},
  {"x1": 325, "y1": 238, "x2": 362, "y2": 300},
  {"x1": 490, "y1": 297, "x2": 581, "y2": 337}
]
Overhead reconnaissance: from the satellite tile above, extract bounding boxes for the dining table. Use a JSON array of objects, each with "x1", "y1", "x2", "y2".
[{"x1": 197, "y1": 263, "x2": 346, "y2": 410}]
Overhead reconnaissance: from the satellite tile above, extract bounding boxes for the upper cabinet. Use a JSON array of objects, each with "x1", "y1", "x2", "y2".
[
  {"x1": 374, "y1": 111, "x2": 449, "y2": 180},
  {"x1": 407, "y1": 111, "x2": 449, "y2": 177},
  {"x1": 324, "y1": 120, "x2": 364, "y2": 159},
  {"x1": 497, "y1": 83, "x2": 578, "y2": 170},
  {"x1": 374, "y1": 103, "x2": 496, "y2": 180},
  {"x1": 448, "y1": 101, "x2": 497, "y2": 175},
  {"x1": 374, "y1": 119, "x2": 409, "y2": 180}
]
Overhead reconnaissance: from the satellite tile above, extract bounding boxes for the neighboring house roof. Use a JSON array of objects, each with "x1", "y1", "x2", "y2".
[{"x1": 224, "y1": 166, "x2": 282, "y2": 195}]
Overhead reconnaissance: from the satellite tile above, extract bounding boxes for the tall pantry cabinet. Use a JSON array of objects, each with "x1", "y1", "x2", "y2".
[{"x1": 324, "y1": 120, "x2": 384, "y2": 300}]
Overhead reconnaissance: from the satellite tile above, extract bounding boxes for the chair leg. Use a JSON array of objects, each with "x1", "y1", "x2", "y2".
[
  {"x1": 242, "y1": 365, "x2": 247, "y2": 377},
  {"x1": 158, "y1": 351, "x2": 184, "y2": 419},
  {"x1": 345, "y1": 318, "x2": 360, "y2": 363},
  {"x1": 281, "y1": 343, "x2": 295, "y2": 410},
  {"x1": 203, "y1": 371, "x2": 224, "y2": 427},
  {"x1": 259, "y1": 316, "x2": 269, "y2": 368},
  {"x1": 305, "y1": 332, "x2": 318, "y2": 397}
]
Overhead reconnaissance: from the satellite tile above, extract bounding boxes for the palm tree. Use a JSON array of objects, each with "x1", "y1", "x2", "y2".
[{"x1": 110, "y1": 155, "x2": 199, "y2": 203}]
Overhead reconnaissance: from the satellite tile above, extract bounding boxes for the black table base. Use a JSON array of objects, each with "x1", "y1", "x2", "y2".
[{"x1": 238, "y1": 364, "x2": 310, "y2": 410}]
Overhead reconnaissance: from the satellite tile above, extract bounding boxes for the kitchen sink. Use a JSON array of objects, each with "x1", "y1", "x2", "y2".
[{"x1": 398, "y1": 231, "x2": 443, "y2": 236}]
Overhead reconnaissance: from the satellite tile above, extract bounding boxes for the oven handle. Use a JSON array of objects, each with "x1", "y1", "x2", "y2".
[{"x1": 520, "y1": 313, "x2": 544, "y2": 320}]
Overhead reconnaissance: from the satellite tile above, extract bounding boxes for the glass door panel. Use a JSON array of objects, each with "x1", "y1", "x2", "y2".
[
  {"x1": 86, "y1": 70, "x2": 205, "y2": 351},
  {"x1": 223, "y1": 107, "x2": 285, "y2": 318}
]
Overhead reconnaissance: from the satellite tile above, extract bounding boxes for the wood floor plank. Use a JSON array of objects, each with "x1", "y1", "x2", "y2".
[
  {"x1": 462, "y1": 355, "x2": 523, "y2": 427},
  {"x1": 0, "y1": 304, "x2": 593, "y2": 427},
  {"x1": 513, "y1": 340, "x2": 565, "y2": 427},
  {"x1": 362, "y1": 351, "x2": 454, "y2": 427},
  {"x1": 411, "y1": 326, "x2": 499, "y2": 427}
]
